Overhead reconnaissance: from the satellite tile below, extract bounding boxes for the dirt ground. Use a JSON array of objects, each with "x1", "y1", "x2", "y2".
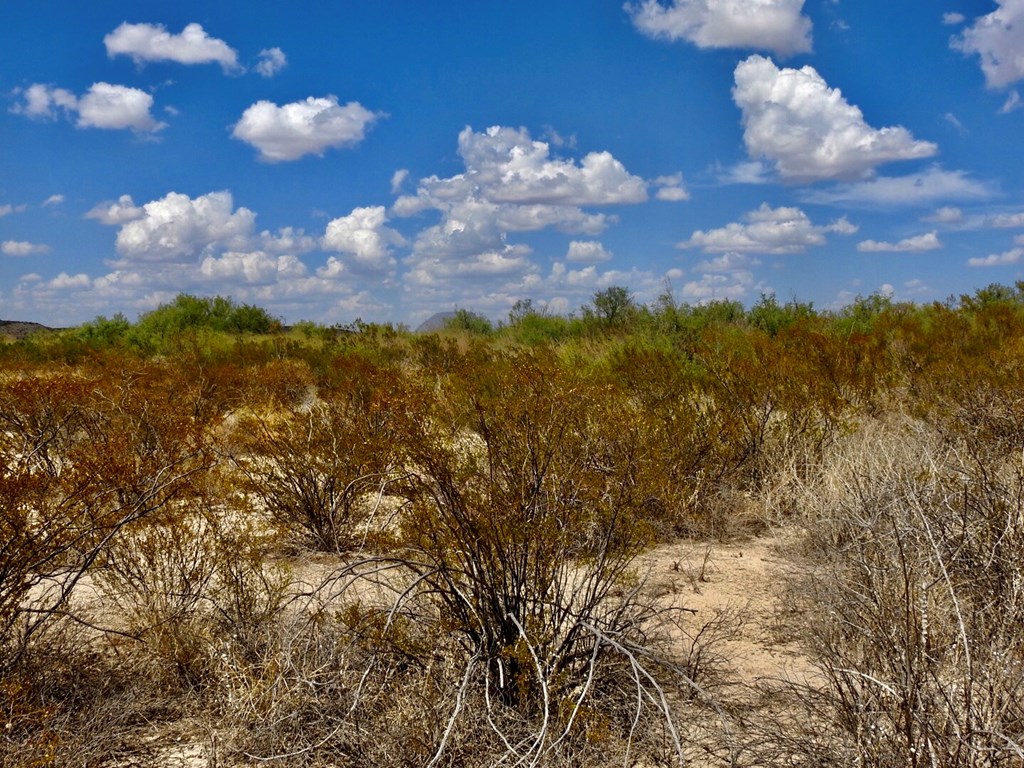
[
  {"x1": 640, "y1": 529, "x2": 815, "y2": 691},
  {"x1": 102, "y1": 529, "x2": 816, "y2": 766}
]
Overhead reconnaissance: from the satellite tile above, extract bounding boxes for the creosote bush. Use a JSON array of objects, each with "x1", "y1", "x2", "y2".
[{"x1": 229, "y1": 355, "x2": 404, "y2": 552}]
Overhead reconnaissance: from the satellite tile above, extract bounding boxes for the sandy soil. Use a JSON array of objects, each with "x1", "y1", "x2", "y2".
[
  {"x1": 640, "y1": 530, "x2": 815, "y2": 691},
  {"x1": 90, "y1": 529, "x2": 815, "y2": 766}
]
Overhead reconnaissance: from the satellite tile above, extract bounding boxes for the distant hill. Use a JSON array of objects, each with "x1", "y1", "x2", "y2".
[
  {"x1": 415, "y1": 311, "x2": 456, "y2": 333},
  {"x1": 0, "y1": 320, "x2": 58, "y2": 340}
]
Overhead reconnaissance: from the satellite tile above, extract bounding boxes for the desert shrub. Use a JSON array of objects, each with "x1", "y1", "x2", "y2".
[
  {"x1": 771, "y1": 418, "x2": 1024, "y2": 765},
  {"x1": 443, "y1": 308, "x2": 494, "y2": 336},
  {"x1": 94, "y1": 505, "x2": 290, "y2": 693},
  {"x1": 133, "y1": 293, "x2": 281, "y2": 339},
  {"x1": 0, "y1": 364, "x2": 213, "y2": 674},
  {"x1": 229, "y1": 356, "x2": 404, "y2": 552},
  {"x1": 352, "y1": 347, "x2": 704, "y2": 763}
]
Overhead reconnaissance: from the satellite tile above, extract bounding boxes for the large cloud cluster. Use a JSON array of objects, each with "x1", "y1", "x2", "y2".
[
  {"x1": 733, "y1": 56, "x2": 936, "y2": 182},
  {"x1": 392, "y1": 126, "x2": 653, "y2": 304},
  {"x1": 114, "y1": 191, "x2": 257, "y2": 262}
]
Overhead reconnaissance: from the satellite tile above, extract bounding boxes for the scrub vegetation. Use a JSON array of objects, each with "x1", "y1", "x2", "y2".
[{"x1": 3, "y1": 285, "x2": 1024, "y2": 765}]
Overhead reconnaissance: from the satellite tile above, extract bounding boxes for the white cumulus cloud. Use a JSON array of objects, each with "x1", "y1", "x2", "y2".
[
  {"x1": 679, "y1": 203, "x2": 856, "y2": 253},
  {"x1": 77, "y1": 83, "x2": 166, "y2": 131},
  {"x1": 199, "y1": 251, "x2": 285, "y2": 284},
  {"x1": 114, "y1": 191, "x2": 256, "y2": 262},
  {"x1": 733, "y1": 55, "x2": 937, "y2": 181},
  {"x1": 627, "y1": 0, "x2": 812, "y2": 56},
  {"x1": 951, "y1": 0, "x2": 1024, "y2": 88},
  {"x1": 13, "y1": 84, "x2": 77, "y2": 119},
  {"x1": 394, "y1": 126, "x2": 652, "y2": 295},
  {"x1": 0, "y1": 204, "x2": 27, "y2": 218},
  {"x1": 14, "y1": 83, "x2": 165, "y2": 133},
  {"x1": 2, "y1": 240, "x2": 51, "y2": 256},
  {"x1": 255, "y1": 47, "x2": 287, "y2": 77},
  {"x1": 322, "y1": 206, "x2": 406, "y2": 271},
  {"x1": 857, "y1": 232, "x2": 942, "y2": 252},
  {"x1": 987, "y1": 211, "x2": 1024, "y2": 228},
  {"x1": 566, "y1": 240, "x2": 613, "y2": 262},
  {"x1": 232, "y1": 96, "x2": 381, "y2": 162},
  {"x1": 967, "y1": 247, "x2": 1024, "y2": 267},
  {"x1": 48, "y1": 273, "x2": 91, "y2": 290},
  {"x1": 652, "y1": 172, "x2": 690, "y2": 201},
  {"x1": 694, "y1": 252, "x2": 761, "y2": 271},
  {"x1": 85, "y1": 195, "x2": 146, "y2": 225},
  {"x1": 443, "y1": 126, "x2": 649, "y2": 206},
  {"x1": 104, "y1": 22, "x2": 240, "y2": 72},
  {"x1": 680, "y1": 271, "x2": 759, "y2": 301},
  {"x1": 923, "y1": 206, "x2": 964, "y2": 224}
]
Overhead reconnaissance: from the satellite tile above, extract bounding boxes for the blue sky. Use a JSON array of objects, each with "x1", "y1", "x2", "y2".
[{"x1": 2, "y1": 1, "x2": 1023, "y2": 326}]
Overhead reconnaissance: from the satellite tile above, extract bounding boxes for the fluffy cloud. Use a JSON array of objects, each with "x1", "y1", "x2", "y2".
[
  {"x1": 14, "y1": 84, "x2": 77, "y2": 119},
  {"x1": 951, "y1": 0, "x2": 1024, "y2": 88},
  {"x1": 259, "y1": 227, "x2": 317, "y2": 254},
  {"x1": 232, "y1": 97, "x2": 381, "y2": 162},
  {"x1": 14, "y1": 83, "x2": 165, "y2": 133},
  {"x1": 987, "y1": 211, "x2": 1024, "y2": 228},
  {"x1": 48, "y1": 273, "x2": 91, "y2": 290},
  {"x1": 400, "y1": 126, "x2": 647, "y2": 209},
  {"x1": 42, "y1": 194, "x2": 64, "y2": 207},
  {"x1": 716, "y1": 160, "x2": 773, "y2": 185},
  {"x1": 77, "y1": 83, "x2": 166, "y2": 131},
  {"x1": 0, "y1": 204, "x2": 27, "y2": 218},
  {"x1": 967, "y1": 247, "x2": 1024, "y2": 267},
  {"x1": 322, "y1": 206, "x2": 405, "y2": 271},
  {"x1": 104, "y1": 22, "x2": 240, "y2": 71},
  {"x1": 14, "y1": 190, "x2": 385, "y2": 324},
  {"x1": 2, "y1": 240, "x2": 51, "y2": 256},
  {"x1": 391, "y1": 169, "x2": 410, "y2": 194},
  {"x1": 652, "y1": 173, "x2": 690, "y2": 201},
  {"x1": 680, "y1": 271, "x2": 759, "y2": 301},
  {"x1": 627, "y1": 0, "x2": 812, "y2": 56},
  {"x1": 114, "y1": 191, "x2": 256, "y2": 262},
  {"x1": 923, "y1": 206, "x2": 964, "y2": 224},
  {"x1": 694, "y1": 252, "x2": 761, "y2": 271},
  {"x1": 394, "y1": 126, "x2": 652, "y2": 296},
  {"x1": 679, "y1": 203, "x2": 856, "y2": 253},
  {"x1": 407, "y1": 247, "x2": 538, "y2": 289},
  {"x1": 199, "y1": 251, "x2": 290, "y2": 284},
  {"x1": 857, "y1": 232, "x2": 942, "y2": 252},
  {"x1": 85, "y1": 195, "x2": 146, "y2": 225},
  {"x1": 566, "y1": 240, "x2": 613, "y2": 262},
  {"x1": 733, "y1": 55, "x2": 937, "y2": 181},
  {"x1": 255, "y1": 47, "x2": 287, "y2": 77},
  {"x1": 802, "y1": 167, "x2": 995, "y2": 206}
]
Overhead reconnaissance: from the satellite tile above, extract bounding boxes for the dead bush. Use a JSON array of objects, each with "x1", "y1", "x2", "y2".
[{"x1": 768, "y1": 417, "x2": 1024, "y2": 765}]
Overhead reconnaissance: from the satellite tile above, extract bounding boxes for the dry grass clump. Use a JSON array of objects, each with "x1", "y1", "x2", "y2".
[{"x1": 756, "y1": 415, "x2": 1024, "y2": 765}]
